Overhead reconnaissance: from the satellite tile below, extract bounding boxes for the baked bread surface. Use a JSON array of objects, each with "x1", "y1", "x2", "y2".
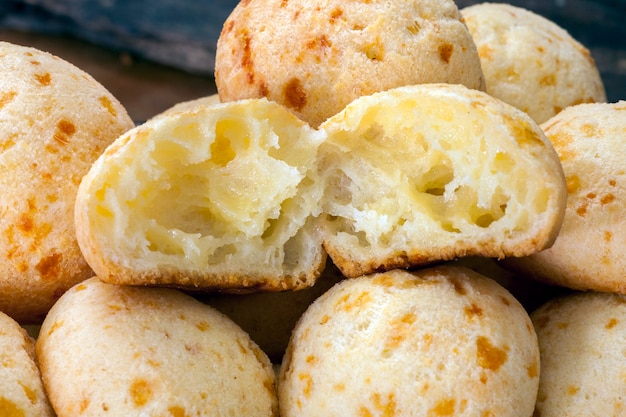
[
  {"x1": 0, "y1": 311, "x2": 54, "y2": 416},
  {"x1": 462, "y1": 2, "x2": 606, "y2": 124},
  {"x1": 36, "y1": 277, "x2": 278, "y2": 417},
  {"x1": 216, "y1": 0, "x2": 485, "y2": 127},
  {"x1": 278, "y1": 266, "x2": 540, "y2": 417},
  {"x1": 0, "y1": 41, "x2": 134, "y2": 323}
]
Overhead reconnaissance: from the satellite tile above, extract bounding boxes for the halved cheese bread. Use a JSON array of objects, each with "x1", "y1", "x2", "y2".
[
  {"x1": 75, "y1": 98, "x2": 327, "y2": 291},
  {"x1": 319, "y1": 83, "x2": 567, "y2": 277},
  {"x1": 76, "y1": 84, "x2": 566, "y2": 290}
]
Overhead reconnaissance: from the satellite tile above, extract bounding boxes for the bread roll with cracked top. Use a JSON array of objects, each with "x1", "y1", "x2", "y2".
[
  {"x1": 278, "y1": 266, "x2": 540, "y2": 417},
  {"x1": 215, "y1": 0, "x2": 485, "y2": 127},
  {"x1": 319, "y1": 83, "x2": 567, "y2": 277},
  {"x1": 462, "y1": 2, "x2": 606, "y2": 124},
  {"x1": 0, "y1": 41, "x2": 134, "y2": 323},
  {"x1": 75, "y1": 98, "x2": 327, "y2": 291},
  {"x1": 532, "y1": 291, "x2": 626, "y2": 416},
  {"x1": 0, "y1": 311, "x2": 54, "y2": 417},
  {"x1": 502, "y1": 101, "x2": 626, "y2": 293},
  {"x1": 36, "y1": 277, "x2": 277, "y2": 417}
]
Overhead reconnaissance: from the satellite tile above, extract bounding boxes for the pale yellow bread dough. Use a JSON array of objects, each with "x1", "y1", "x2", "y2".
[
  {"x1": 278, "y1": 266, "x2": 540, "y2": 417},
  {"x1": 36, "y1": 277, "x2": 278, "y2": 417},
  {"x1": 215, "y1": 0, "x2": 485, "y2": 127},
  {"x1": 462, "y1": 2, "x2": 606, "y2": 124}
]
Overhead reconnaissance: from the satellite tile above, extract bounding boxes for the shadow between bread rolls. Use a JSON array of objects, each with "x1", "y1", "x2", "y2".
[{"x1": 74, "y1": 83, "x2": 567, "y2": 291}]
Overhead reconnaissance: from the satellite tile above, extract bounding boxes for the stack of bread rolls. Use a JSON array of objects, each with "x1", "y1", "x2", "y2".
[{"x1": 0, "y1": 0, "x2": 624, "y2": 416}]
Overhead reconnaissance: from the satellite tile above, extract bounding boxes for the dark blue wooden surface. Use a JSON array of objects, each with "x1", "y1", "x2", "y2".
[{"x1": 0, "y1": 0, "x2": 624, "y2": 101}]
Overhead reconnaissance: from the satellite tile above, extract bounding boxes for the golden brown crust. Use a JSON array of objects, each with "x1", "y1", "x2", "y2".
[
  {"x1": 532, "y1": 292, "x2": 626, "y2": 416},
  {"x1": 462, "y1": 2, "x2": 606, "y2": 124},
  {"x1": 278, "y1": 266, "x2": 540, "y2": 417},
  {"x1": 215, "y1": 0, "x2": 485, "y2": 127},
  {"x1": 0, "y1": 311, "x2": 54, "y2": 416},
  {"x1": 501, "y1": 101, "x2": 626, "y2": 293},
  {"x1": 0, "y1": 41, "x2": 134, "y2": 323},
  {"x1": 36, "y1": 278, "x2": 278, "y2": 417}
]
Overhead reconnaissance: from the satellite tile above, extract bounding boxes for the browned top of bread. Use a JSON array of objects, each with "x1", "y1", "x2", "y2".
[{"x1": 215, "y1": 0, "x2": 485, "y2": 127}]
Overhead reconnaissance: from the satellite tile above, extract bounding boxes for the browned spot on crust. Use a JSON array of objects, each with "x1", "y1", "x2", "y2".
[
  {"x1": 0, "y1": 90, "x2": 17, "y2": 109},
  {"x1": 283, "y1": 77, "x2": 307, "y2": 111},
  {"x1": 438, "y1": 43, "x2": 454, "y2": 64},
  {"x1": 240, "y1": 29, "x2": 255, "y2": 85},
  {"x1": 605, "y1": 318, "x2": 618, "y2": 329},
  {"x1": 36, "y1": 252, "x2": 62, "y2": 280},
  {"x1": 601, "y1": 194, "x2": 615, "y2": 205},
  {"x1": 476, "y1": 336, "x2": 508, "y2": 371},
  {"x1": 129, "y1": 378, "x2": 153, "y2": 407},
  {"x1": 430, "y1": 398, "x2": 456, "y2": 416},
  {"x1": 99, "y1": 96, "x2": 118, "y2": 117},
  {"x1": 465, "y1": 303, "x2": 483, "y2": 319},
  {"x1": 330, "y1": 7, "x2": 343, "y2": 22},
  {"x1": 34, "y1": 72, "x2": 51, "y2": 86}
]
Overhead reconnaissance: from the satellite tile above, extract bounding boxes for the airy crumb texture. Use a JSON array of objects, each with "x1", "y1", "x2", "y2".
[
  {"x1": 215, "y1": 0, "x2": 485, "y2": 127},
  {"x1": 320, "y1": 83, "x2": 567, "y2": 277},
  {"x1": 502, "y1": 101, "x2": 626, "y2": 293},
  {"x1": 0, "y1": 41, "x2": 134, "y2": 324},
  {"x1": 75, "y1": 98, "x2": 327, "y2": 291},
  {"x1": 36, "y1": 278, "x2": 278, "y2": 417},
  {"x1": 278, "y1": 266, "x2": 540, "y2": 417},
  {"x1": 76, "y1": 84, "x2": 567, "y2": 291},
  {"x1": 462, "y1": 2, "x2": 606, "y2": 124},
  {"x1": 532, "y1": 292, "x2": 626, "y2": 416},
  {"x1": 0, "y1": 311, "x2": 54, "y2": 417}
]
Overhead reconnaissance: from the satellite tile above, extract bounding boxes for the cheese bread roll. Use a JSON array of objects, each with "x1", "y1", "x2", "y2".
[
  {"x1": 278, "y1": 266, "x2": 540, "y2": 417},
  {"x1": 462, "y1": 3, "x2": 606, "y2": 124},
  {"x1": 36, "y1": 277, "x2": 277, "y2": 417},
  {"x1": 75, "y1": 98, "x2": 327, "y2": 291},
  {"x1": 215, "y1": 0, "x2": 485, "y2": 127},
  {"x1": 0, "y1": 311, "x2": 54, "y2": 417},
  {"x1": 319, "y1": 83, "x2": 567, "y2": 277},
  {"x1": 502, "y1": 101, "x2": 626, "y2": 293},
  {"x1": 0, "y1": 41, "x2": 134, "y2": 323},
  {"x1": 532, "y1": 292, "x2": 626, "y2": 416}
]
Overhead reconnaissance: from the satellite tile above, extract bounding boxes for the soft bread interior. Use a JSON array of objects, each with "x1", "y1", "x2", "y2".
[
  {"x1": 319, "y1": 83, "x2": 567, "y2": 277},
  {"x1": 75, "y1": 99, "x2": 327, "y2": 290}
]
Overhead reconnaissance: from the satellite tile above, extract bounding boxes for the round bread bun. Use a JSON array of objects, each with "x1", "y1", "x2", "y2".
[
  {"x1": 531, "y1": 291, "x2": 626, "y2": 416},
  {"x1": 461, "y1": 3, "x2": 606, "y2": 124},
  {"x1": 278, "y1": 266, "x2": 540, "y2": 417},
  {"x1": 75, "y1": 98, "x2": 327, "y2": 291},
  {"x1": 0, "y1": 41, "x2": 134, "y2": 323},
  {"x1": 319, "y1": 83, "x2": 567, "y2": 277},
  {"x1": 0, "y1": 311, "x2": 54, "y2": 417},
  {"x1": 199, "y1": 260, "x2": 345, "y2": 363},
  {"x1": 501, "y1": 101, "x2": 626, "y2": 293},
  {"x1": 215, "y1": 0, "x2": 485, "y2": 127},
  {"x1": 36, "y1": 277, "x2": 277, "y2": 417}
]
